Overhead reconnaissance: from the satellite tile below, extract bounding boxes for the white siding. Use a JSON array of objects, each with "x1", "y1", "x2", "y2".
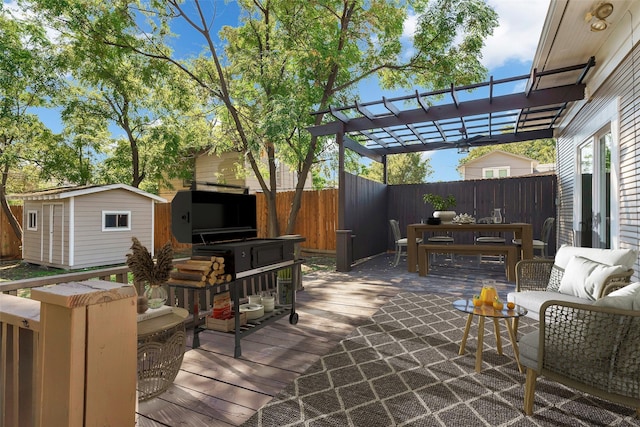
[
  {"x1": 556, "y1": 43, "x2": 640, "y2": 281},
  {"x1": 71, "y1": 189, "x2": 154, "y2": 269},
  {"x1": 462, "y1": 152, "x2": 535, "y2": 180}
]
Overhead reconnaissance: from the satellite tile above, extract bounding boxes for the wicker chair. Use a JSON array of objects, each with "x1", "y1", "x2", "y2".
[{"x1": 520, "y1": 300, "x2": 640, "y2": 416}]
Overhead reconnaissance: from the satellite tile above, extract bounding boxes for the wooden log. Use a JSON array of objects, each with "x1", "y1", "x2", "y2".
[
  {"x1": 185, "y1": 260, "x2": 214, "y2": 266},
  {"x1": 173, "y1": 263, "x2": 211, "y2": 272},
  {"x1": 190, "y1": 255, "x2": 215, "y2": 261},
  {"x1": 170, "y1": 271, "x2": 207, "y2": 282}
]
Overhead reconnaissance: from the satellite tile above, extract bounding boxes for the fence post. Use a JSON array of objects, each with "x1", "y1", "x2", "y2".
[
  {"x1": 336, "y1": 230, "x2": 354, "y2": 272},
  {"x1": 31, "y1": 280, "x2": 137, "y2": 427}
]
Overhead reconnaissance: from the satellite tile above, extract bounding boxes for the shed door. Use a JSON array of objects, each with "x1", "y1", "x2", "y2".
[{"x1": 42, "y1": 204, "x2": 64, "y2": 265}]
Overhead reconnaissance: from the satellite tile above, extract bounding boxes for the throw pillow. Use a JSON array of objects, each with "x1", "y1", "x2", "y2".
[
  {"x1": 593, "y1": 282, "x2": 640, "y2": 310},
  {"x1": 558, "y1": 256, "x2": 628, "y2": 300}
]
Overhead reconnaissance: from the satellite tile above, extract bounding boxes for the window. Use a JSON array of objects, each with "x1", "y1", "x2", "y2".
[
  {"x1": 103, "y1": 211, "x2": 131, "y2": 231},
  {"x1": 27, "y1": 210, "x2": 38, "y2": 231},
  {"x1": 482, "y1": 167, "x2": 510, "y2": 179}
]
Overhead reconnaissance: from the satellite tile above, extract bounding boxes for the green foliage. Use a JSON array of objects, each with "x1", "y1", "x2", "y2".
[
  {"x1": 362, "y1": 153, "x2": 434, "y2": 184},
  {"x1": 458, "y1": 139, "x2": 557, "y2": 167},
  {"x1": 423, "y1": 193, "x2": 456, "y2": 210},
  {"x1": 23, "y1": 0, "x2": 499, "y2": 236}
]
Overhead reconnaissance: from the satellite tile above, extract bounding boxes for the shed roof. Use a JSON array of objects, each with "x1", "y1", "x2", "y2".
[
  {"x1": 308, "y1": 59, "x2": 594, "y2": 160},
  {"x1": 10, "y1": 184, "x2": 167, "y2": 203}
]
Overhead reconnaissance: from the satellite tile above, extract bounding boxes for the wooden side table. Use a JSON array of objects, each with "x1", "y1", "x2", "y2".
[
  {"x1": 137, "y1": 307, "x2": 188, "y2": 401},
  {"x1": 452, "y1": 299, "x2": 527, "y2": 373}
]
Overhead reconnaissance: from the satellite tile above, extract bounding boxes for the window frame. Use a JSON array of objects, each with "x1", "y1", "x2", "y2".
[
  {"x1": 482, "y1": 166, "x2": 510, "y2": 179},
  {"x1": 102, "y1": 211, "x2": 131, "y2": 231},
  {"x1": 27, "y1": 210, "x2": 38, "y2": 231}
]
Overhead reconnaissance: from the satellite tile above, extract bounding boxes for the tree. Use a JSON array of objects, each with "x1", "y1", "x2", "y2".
[
  {"x1": 362, "y1": 153, "x2": 434, "y2": 184},
  {"x1": 32, "y1": 0, "x2": 498, "y2": 236},
  {"x1": 53, "y1": 35, "x2": 211, "y2": 190},
  {"x1": 458, "y1": 139, "x2": 556, "y2": 167},
  {"x1": 0, "y1": 8, "x2": 62, "y2": 241}
]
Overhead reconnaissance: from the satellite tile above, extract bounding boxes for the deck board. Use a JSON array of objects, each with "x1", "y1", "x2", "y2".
[{"x1": 136, "y1": 254, "x2": 517, "y2": 426}]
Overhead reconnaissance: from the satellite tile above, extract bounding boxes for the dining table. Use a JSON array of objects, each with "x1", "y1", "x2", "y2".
[{"x1": 406, "y1": 222, "x2": 534, "y2": 273}]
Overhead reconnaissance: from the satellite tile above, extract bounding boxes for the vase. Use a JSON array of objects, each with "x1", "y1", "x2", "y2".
[
  {"x1": 433, "y1": 210, "x2": 456, "y2": 224},
  {"x1": 492, "y1": 208, "x2": 503, "y2": 224},
  {"x1": 145, "y1": 283, "x2": 168, "y2": 309}
]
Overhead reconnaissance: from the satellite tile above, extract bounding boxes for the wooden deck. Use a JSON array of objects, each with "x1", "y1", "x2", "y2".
[{"x1": 136, "y1": 254, "x2": 513, "y2": 426}]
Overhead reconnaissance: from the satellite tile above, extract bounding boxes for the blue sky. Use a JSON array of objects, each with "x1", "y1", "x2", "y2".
[{"x1": 6, "y1": 0, "x2": 551, "y2": 183}]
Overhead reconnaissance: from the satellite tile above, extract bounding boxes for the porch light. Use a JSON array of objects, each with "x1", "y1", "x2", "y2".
[
  {"x1": 585, "y1": 2, "x2": 613, "y2": 32},
  {"x1": 457, "y1": 143, "x2": 470, "y2": 154}
]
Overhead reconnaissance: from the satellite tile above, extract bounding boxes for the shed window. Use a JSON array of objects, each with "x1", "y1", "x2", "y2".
[
  {"x1": 103, "y1": 211, "x2": 131, "y2": 231},
  {"x1": 27, "y1": 210, "x2": 38, "y2": 231}
]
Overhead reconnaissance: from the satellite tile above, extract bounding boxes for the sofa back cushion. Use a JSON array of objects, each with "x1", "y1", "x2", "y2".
[{"x1": 554, "y1": 245, "x2": 637, "y2": 270}]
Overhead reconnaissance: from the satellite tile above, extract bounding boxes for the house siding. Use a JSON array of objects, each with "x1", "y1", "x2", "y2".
[
  {"x1": 557, "y1": 43, "x2": 640, "y2": 281},
  {"x1": 71, "y1": 189, "x2": 154, "y2": 269},
  {"x1": 462, "y1": 152, "x2": 535, "y2": 180}
]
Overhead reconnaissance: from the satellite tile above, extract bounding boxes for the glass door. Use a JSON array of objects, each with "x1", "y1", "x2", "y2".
[{"x1": 578, "y1": 132, "x2": 611, "y2": 248}]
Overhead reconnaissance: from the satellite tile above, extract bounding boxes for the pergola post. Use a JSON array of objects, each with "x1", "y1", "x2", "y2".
[{"x1": 335, "y1": 128, "x2": 353, "y2": 272}]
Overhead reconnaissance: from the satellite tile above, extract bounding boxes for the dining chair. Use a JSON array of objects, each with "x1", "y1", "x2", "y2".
[
  {"x1": 513, "y1": 217, "x2": 555, "y2": 258},
  {"x1": 475, "y1": 217, "x2": 506, "y2": 263},
  {"x1": 426, "y1": 232, "x2": 455, "y2": 263},
  {"x1": 389, "y1": 219, "x2": 422, "y2": 267}
]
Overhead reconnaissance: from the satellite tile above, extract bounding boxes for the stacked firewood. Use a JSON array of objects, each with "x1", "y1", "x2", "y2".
[{"x1": 167, "y1": 256, "x2": 232, "y2": 287}]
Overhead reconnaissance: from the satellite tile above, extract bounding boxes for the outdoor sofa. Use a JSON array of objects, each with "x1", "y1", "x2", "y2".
[
  {"x1": 506, "y1": 245, "x2": 639, "y2": 415},
  {"x1": 507, "y1": 245, "x2": 637, "y2": 321},
  {"x1": 519, "y1": 281, "x2": 640, "y2": 416}
]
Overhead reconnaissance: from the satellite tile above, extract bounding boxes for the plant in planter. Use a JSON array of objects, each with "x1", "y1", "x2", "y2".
[
  {"x1": 126, "y1": 237, "x2": 174, "y2": 310},
  {"x1": 423, "y1": 193, "x2": 457, "y2": 223}
]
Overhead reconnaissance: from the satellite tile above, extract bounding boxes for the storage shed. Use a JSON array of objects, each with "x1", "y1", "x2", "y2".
[{"x1": 14, "y1": 184, "x2": 166, "y2": 269}]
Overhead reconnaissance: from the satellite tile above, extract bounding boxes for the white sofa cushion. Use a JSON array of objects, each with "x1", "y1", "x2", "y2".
[
  {"x1": 558, "y1": 256, "x2": 628, "y2": 300},
  {"x1": 593, "y1": 282, "x2": 640, "y2": 311},
  {"x1": 507, "y1": 291, "x2": 593, "y2": 321},
  {"x1": 553, "y1": 245, "x2": 638, "y2": 270}
]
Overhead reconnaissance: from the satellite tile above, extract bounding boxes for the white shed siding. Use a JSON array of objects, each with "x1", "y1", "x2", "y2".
[
  {"x1": 22, "y1": 201, "x2": 43, "y2": 264},
  {"x1": 557, "y1": 43, "x2": 640, "y2": 281},
  {"x1": 71, "y1": 189, "x2": 154, "y2": 269}
]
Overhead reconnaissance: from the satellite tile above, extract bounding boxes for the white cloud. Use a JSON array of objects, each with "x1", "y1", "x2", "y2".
[
  {"x1": 481, "y1": 0, "x2": 551, "y2": 69},
  {"x1": 401, "y1": 0, "x2": 551, "y2": 70}
]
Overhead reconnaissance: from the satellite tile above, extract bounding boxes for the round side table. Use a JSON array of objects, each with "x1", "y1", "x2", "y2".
[
  {"x1": 452, "y1": 299, "x2": 527, "y2": 373},
  {"x1": 137, "y1": 307, "x2": 188, "y2": 401}
]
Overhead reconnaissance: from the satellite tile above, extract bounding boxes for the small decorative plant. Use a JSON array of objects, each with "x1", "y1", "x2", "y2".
[
  {"x1": 422, "y1": 193, "x2": 456, "y2": 211},
  {"x1": 126, "y1": 237, "x2": 174, "y2": 309}
]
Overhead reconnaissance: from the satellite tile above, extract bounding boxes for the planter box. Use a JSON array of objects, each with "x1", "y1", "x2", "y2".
[{"x1": 206, "y1": 312, "x2": 247, "y2": 332}]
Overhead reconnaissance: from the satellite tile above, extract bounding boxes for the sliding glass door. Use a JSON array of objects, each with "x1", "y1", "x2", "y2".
[{"x1": 578, "y1": 131, "x2": 611, "y2": 248}]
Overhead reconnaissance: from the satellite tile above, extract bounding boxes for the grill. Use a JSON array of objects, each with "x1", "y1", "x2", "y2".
[{"x1": 171, "y1": 190, "x2": 302, "y2": 278}]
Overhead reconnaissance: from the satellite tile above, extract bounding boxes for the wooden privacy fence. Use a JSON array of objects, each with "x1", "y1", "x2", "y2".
[
  {"x1": 1, "y1": 206, "x2": 22, "y2": 259},
  {"x1": 153, "y1": 189, "x2": 338, "y2": 253},
  {"x1": 256, "y1": 189, "x2": 337, "y2": 251}
]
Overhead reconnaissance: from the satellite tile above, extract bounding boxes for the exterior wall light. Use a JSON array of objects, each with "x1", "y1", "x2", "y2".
[{"x1": 585, "y1": 2, "x2": 614, "y2": 32}]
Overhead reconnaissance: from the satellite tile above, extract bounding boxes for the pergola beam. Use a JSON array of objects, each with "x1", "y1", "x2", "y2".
[
  {"x1": 308, "y1": 84, "x2": 585, "y2": 137},
  {"x1": 370, "y1": 128, "x2": 554, "y2": 155}
]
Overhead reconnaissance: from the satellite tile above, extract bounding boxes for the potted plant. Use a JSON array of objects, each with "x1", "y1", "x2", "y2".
[{"x1": 423, "y1": 193, "x2": 457, "y2": 223}]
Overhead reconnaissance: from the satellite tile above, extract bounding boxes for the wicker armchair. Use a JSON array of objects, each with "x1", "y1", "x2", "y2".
[
  {"x1": 520, "y1": 300, "x2": 640, "y2": 416},
  {"x1": 515, "y1": 258, "x2": 633, "y2": 297}
]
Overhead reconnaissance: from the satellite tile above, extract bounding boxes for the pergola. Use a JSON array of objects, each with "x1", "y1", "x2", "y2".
[{"x1": 308, "y1": 57, "x2": 594, "y2": 230}]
